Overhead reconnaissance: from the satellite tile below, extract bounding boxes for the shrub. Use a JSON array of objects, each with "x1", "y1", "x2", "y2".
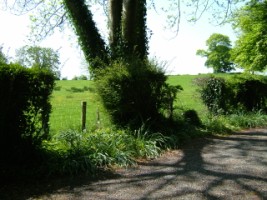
[
  {"x1": 160, "y1": 84, "x2": 183, "y2": 120},
  {"x1": 72, "y1": 75, "x2": 88, "y2": 80},
  {"x1": 0, "y1": 63, "x2": 55, "y2": 163},
  {"x1": 195, "y1": 76, "x2": 230, "y2": 114},
  {"x1": 196, "y1": 74, "x2": 267, "y2": 115},
  {"x1": 228, "y1": 74, "x2": 267, "y2": 112},
  {"x1": 95, "y1": 59, "x2": 180, "y2": 129}
]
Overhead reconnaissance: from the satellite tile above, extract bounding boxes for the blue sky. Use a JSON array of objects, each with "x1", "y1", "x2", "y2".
[{"x1": 0, "y1": 4, "x2": 237, "y2": 79}]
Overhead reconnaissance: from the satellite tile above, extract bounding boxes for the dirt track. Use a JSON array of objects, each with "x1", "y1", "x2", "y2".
[{"x1": 2, "y1": 128, "x2": 267, "y2": 199}]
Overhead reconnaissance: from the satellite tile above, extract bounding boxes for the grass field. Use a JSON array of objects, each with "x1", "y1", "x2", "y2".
[
  {"x1": 48, "y1": 73, "x2": 238, "y2": 133},
  {"x1": 167, "y1": 74, "x2": 208, "y2": 115},
  {"x1": 49, "y1": 80, "x2": 111, "y2": 134}
]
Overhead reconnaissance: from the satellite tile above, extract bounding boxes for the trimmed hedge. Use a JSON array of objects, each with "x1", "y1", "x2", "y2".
[
  {"x1": 0, "y1": 63, "x2": 55, "y2": 162},
  {"x1": 228, "y1": 74, "x2": 267, "y2": 112},
  {"x1": 196, "y1": 74, "x2": 267, "y2": 114}
]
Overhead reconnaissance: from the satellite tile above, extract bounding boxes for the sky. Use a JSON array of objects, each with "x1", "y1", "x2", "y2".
[{"x1": 0, "y1": 4, "x2": 237, "y2": 79}]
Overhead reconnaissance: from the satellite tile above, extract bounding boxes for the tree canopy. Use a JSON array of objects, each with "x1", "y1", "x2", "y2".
[
  {"x1": 196, "y1": 33, "x2": 234, "y2": 73},
  {"x1": 15, "y1": 45, "x2": 61, "y2": 79},
  {"x1": 231, "y1": 0, "x2": 267, "y2": 73},
  {"x1": 1, "y1": 1, "x2": 248, "y2": 71}
]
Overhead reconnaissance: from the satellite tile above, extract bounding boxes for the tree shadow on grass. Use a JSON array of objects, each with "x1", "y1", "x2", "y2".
[{"x1": 1, "y1": 129, "x2": 267, "y2": 199}]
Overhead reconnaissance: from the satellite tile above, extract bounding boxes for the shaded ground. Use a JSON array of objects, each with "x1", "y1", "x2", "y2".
[{"x1": 1, "y1": 128, "x2": 267, "y2": 200}]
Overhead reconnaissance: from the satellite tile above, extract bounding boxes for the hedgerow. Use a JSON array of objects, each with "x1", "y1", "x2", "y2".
[{"x1": 0, "y1": 63, "x2": 55, "y2": 163}]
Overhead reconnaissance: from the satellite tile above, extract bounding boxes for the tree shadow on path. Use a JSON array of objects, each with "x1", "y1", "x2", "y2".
[
  {"x1": 132, "y1": 128, "x2": 267, "y2": 199},
  {"x1": 1, "y1": 129, "x2": 267, "y2": 199}
]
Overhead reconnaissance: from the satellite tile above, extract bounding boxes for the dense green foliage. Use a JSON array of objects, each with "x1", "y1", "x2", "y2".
[
  {"x1": 195, "y1": 76, "x2": 229, "y2": 114},
  {"x1": 72, "y1": 75, "x2": 88, "y2": 80},
  {"x1": 3, "y1": 0, "x2": 267, "y2": 181},
  {"x1": 196, "y1": 33, "x2": 234, "y2": 73},
  {"x1": 231, "y1": 0, "x2": 267, "y2": 73},
  {"x1": 196, "y1": 74, "x2": 267, "y2": 114},
  {"x1": 42, "y1": 126, "x2": 165, "y2": 175},
  {"x1": 0, "y1": 63, "x2": 55, "y2": 163},
  {"x1": 228, "y1": 74, "x2": 267, "y2": 112},
  {"x1": 95, "y1": 59, "x2": 182, "y2": 128}
]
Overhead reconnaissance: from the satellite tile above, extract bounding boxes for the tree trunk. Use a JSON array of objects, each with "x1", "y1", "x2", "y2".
[
  {"x1": 109, "y1": 0, "x2": 123, "y2": 58},
  {"x1": 135, "y1": 0, "x2": 148, "y2": 59},
  {"x1": 122, "y1": 0, "x2": 138, "y2": 56},
  {"x1": 122, "y1": 0, "x2": 147, "y2": 59},
  {"x1": 63, "y1": 0, "x2": 109, "y2": 72},
  {"x1": 64, "y1": 0, "x2": 148, "y2": 71}
]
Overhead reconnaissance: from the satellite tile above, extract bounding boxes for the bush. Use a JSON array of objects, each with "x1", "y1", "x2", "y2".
[
  {"x1": 228, "y1": 74, "x2": 267, "y2": 112},
  {"x1": 0, "y1": 63, "x2": 55, "y2": 163},
  {"x1": 96, "y1": 59, "x2": 180, "y2": 129},
  {"x1": 160, "y1": 84, "x2": 183, "y2": 120},
  {"x1": 196, "y1": 74, "x2": 267, "y2": 115},
  {"x1": 195, "y1": 76, "x2": 230, "y2": 114},
  {"x1": 72, "y1": 75, "x2": 88, "y2": 80}
]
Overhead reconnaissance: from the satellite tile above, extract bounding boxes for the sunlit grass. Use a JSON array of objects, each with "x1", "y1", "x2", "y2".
[
  {"x1": 49, "y1": 80, "x2": 111, "y2": 134},
  {"x1": 50, "y1": 74, "x2": 267, "y2": 135},
  {"x1": 167, "y1": 74, "x2": 209, "y2": 117}
]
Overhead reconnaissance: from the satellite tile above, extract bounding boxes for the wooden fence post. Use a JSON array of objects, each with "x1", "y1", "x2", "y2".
[{"x1": 81, "y1": 101, "x2": 87, "y2": 131}]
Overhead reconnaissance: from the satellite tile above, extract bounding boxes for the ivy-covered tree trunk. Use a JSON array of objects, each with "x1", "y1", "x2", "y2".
[
  {"x1": 109, "y1": 0, "x2": 123, "y2": 58},
  {"x1": 134, "y1": 0, "x2": 148, "y2": 59},
  {"x1": 63, "y1": 0, "x2": 109, "y2": 72},
  {"x1": 122, "y1": 0, "x2": 148, "y2": 59},
  {"x1": 64, "y1": 0, "x2": 148, "y2": 69}
]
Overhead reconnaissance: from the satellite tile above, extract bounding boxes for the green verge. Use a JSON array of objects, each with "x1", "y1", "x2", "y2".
[{"x1": 44, "y1": 74, "x2": 267, "y2": 176}]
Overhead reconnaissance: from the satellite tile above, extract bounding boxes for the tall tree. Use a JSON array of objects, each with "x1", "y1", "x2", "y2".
[
  {"x1": 109, "y1": 0, "x2": 123, "y2": 58},
  {"x1": 63, "y1": 0, "x2": 148, "y2": 74},
  {"x1": 2, "y1": 0, "x2": 248, "y2": 73},
  {"x1": 231, "y1": 0, "x2": 267, "y2": 73},
  {"x1": 196, "y1": 33, "x2": 234, "y2": 73},
  {"x1": 1, "y1": 0, "x2": 250, "y2": 128},
  {"x1": 121, "y1": 0, "x2": 148, "y2": 58},
  {"x1": 16, "y1": 45, "x2": 61, "y2": 79},
  {"x1": 63, "y1": 0, "x2": 109, "y2": 72}
]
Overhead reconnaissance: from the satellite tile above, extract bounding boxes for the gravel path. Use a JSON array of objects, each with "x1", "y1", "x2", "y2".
[{"x1": 2, "y1": 128, "x2": 267, "y2": 199}]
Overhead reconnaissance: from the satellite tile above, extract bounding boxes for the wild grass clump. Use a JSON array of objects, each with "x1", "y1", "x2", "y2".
[
  {"x1": 202, "y1": 110, "x2": 267, "y2": 135},
  {"x1": 41, "y1": 126, "x2": 167, "y2": 176},
  {"x1": 225, "y1": 110, "x2": 267, "y2": 129},
  {"x1": 202, "y1": 115, "x2": 233, "y2": 134}
]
